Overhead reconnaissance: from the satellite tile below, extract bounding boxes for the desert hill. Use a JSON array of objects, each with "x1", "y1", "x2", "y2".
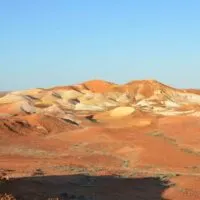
[
  {"x1": 1, "y1": 79, "x2": 200, "y2": 136},
  {"x1": 1, "y1": 79, "x2": 200, "y2": 199},
  {"x1": 1, "y1": 79, "x2": 200, "y2": 118}
]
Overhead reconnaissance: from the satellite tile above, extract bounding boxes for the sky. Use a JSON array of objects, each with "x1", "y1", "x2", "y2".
[{"x1": 1, "y1": 0, "x2": 200, "y2": 90}]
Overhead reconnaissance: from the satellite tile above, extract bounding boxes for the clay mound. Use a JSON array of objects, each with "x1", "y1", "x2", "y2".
[
  {"x1": 176, "y1": 103, "x2": 200, "y2": 111},
  {"x1": 0, "y1": 91, "x2": 8, "y2": 98},
  {"x1": 46, "y1": 84, "x2": 88, "y2": 93},
  {"x1": 106, "y1": 79, "x2": 200, "y2": 108},
  {"x1": 124, "y1": 79, "x2": 200, "y2": 101},
  {"x1": 2, "y1": 79, "x2": 200, "y2": 118},
  {"x1": 126, "y1": 79, "x2": 174, "y2": 96},
  {"x1": 126, "y1": 79, "x2": 175, "y2": 89},
  {"x1": 82, "y1": 80, "x2": 116, "y2": 93},
  {"x1": 0, "y1": 101, "x2": 35, "y2": 115},
  {"x1": 41, "y1": 104, "x2": 81, "y2": 125},
  {"x1": 185, "y1": 89, "x2": 200, "y2": 95},
  {"x1": 109, "y1": 106, "x2": 135, "y2": 117},
  {"x1": 95, "y1": 108, "x2": 155, "y2": 128},
  {"x1": 0, "y1": 103, "x2": 21, "y2": 115},
  {"x1": 0, "y1": 94, "x2": 27, "y2": 104},
  {"x1": 107, "y1": 80, "x2": 177, "y2": 99},
  {"x1": 57, "y1": 90, "x2": 82, "y2": 101},
  {"x1": 22, "y1": 114, "x2": 79, "y2": 134},
  {"x1": 0, "y1": 113, "x2": 79, "y2": 136},
  {"x1": 12, "y1": 88, "x2": 44, "y2": 96},
  {"x1": 0, "y1": 117, "x2": 37, "y2": 136}
]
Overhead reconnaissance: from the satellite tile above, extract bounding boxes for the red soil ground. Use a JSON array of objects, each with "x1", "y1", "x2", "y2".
[{"x1": 0, "y1": 112, "x2": 200, "y2": 199}]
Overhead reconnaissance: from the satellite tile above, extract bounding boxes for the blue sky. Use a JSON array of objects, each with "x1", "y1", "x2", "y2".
[{"x1": 1, "y1": 0, "x2": 200, "y2": 90}]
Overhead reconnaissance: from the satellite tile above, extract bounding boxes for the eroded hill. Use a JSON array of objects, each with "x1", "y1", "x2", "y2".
[{"x1": 1, "y1": 79, "x2": 200, "y2": 200}]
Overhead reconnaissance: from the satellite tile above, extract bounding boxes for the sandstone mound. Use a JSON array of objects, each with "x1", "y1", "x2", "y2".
[{"x1": 109, "y1": 106, "x2": 135, "y2": 117}]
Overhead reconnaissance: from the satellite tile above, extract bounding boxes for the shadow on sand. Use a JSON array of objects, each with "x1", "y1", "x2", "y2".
[{"x1": 0, "y1": 174, "x2": 172, "y2": 200}]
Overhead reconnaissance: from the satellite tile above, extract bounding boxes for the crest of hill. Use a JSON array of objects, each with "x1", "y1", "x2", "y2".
[
  {"x1": 184, "y1": 89, "x2": 200, "y2": 95},
  {"x1": 125, "y1": 79, "x2": 176, "y2": 90},
  {"x1": 46, "y1": 80, "x2": 117, "y2": 93},
  {"x1": 81, "y1": 80, "x2": 117, "y2": 93},
  {"x1": 44, "y1": 79, "x2": 200, "y2": 99},
  {"x1": 45, "y1": 84, "x2": 89, "y2": 93},
  {"x1": 105, "y1": 79, "x2": 180, "y2": 97}
]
